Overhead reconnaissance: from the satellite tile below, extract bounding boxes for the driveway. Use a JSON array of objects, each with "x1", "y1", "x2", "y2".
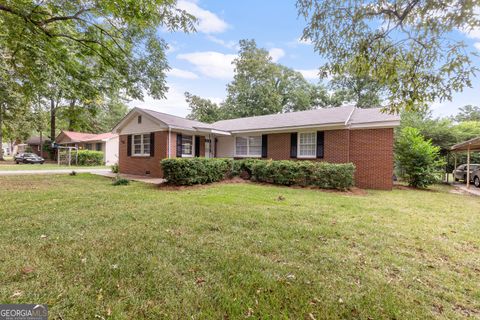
[
  {"x1": 0, "y1": 168, "x2": 111, "y2": 176},
  {"x1": 450, "y1": 182, "x2": 480, "y2": 196}
]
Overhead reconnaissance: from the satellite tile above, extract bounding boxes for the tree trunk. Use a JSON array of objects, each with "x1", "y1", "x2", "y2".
[
  {"x1": 0, "y1": 104, "x2": 4, "y2": 161},
  {"x1": 39, "y1": 131, "x2": 43, "y2": 158},
  {"x1": 50, "y1": 97, "x2": 56, "y2": 141},
  {"x1": 68, "y1": 99, "x2": 76, "y2": 130}
]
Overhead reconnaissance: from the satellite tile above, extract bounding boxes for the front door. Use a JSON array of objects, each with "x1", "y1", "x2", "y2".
[{"x1": 205, "y1": 139, "x2": 212, "y2": 158}]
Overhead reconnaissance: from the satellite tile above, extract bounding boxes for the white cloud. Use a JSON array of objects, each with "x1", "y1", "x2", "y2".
[
  {"x1": 127, "y1": 86, "x2": 190, "y2": 117},
  {"x1": 177, "y1": 0, "x2": 229, "y2": 34},
  {"x1": 475, "y1": 42, "x2": 480, "y2": 50},
  {"x1": 269, "y1": 48, "x2": 285, "y2": 62},
  {"x1": 205, "y1": 35, "x2": 239, "y2": 50},
  {"x1": 296, "y1": 69, "x2": 319, "y2": 80},
  {"x1": 167, "y1": 68, "x2": 199, "y2": 79},
  {"x1": 127, "y1": 85, "x2": 225, "y2": 118},
  {"x1": 177, "y1": 51, "x2": 236, "y2": 79}
]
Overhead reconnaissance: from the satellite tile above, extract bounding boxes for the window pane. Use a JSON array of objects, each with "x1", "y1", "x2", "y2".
[
  {"x1": 182, "y1": 135, "x2": 193, "y2": 155},
  {"x1": 236, "y1": 137, "x2": 247, "y2": 155},
  {"x1": 299, "y1": 132, "x2": 316, "y2": 157},
  {"x1": 248, "y1": 136, "x2": 262, "y2": 156}
]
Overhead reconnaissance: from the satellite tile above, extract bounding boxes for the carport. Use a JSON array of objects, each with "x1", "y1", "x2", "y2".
[{"x1": 450, "y1": 136, "x2": 480, "y2": 188}]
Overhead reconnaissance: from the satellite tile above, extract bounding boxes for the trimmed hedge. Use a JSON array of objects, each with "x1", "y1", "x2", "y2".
[
  {"x1": 161, "y1": 158, "x2": 355, "y2": 189},
  {"x1": 251, "y1": 160, "x2": 355, "y2": 189},
  {"x1": 161, "y1": 158, "x2": 234, "y2": 185},
  {"x1": 77, "y1": 150, "x2": 104, "y2": 166}
]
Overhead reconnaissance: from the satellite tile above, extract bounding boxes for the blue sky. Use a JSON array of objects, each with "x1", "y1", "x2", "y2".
[{"x1": 129, "y1": 0, "x2": 480, "y2": 119}]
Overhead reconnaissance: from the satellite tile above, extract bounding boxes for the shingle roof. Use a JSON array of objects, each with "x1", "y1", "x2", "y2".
[
  {"x1": 349, "y1": 108, "x2": 400, "y2": 124},
  {"x1": 141, "y1": 108, "x2": 210, "y2": 129},
  {"x1": 26, "y1": 136, "x2": 51, "y2": 145},
  {"x1": 60, "y1": 131, "x2": 117, "y2": 142},
  {"x1": 210, "y1": 106, "x2": 399, "y2": 132},
  {"x1": 133, "y1": 106, "x2": 399, "y2": 133}
]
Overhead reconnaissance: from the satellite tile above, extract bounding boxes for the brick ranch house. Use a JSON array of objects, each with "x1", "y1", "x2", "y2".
[{"x1": 113, "y1": 106, "x2": 400, "y2": 189}]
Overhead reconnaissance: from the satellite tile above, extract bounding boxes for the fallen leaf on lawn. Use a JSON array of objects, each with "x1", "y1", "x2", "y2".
[
  {"x1": 245, "y1": 307, "x2": 254, "y2": 317},
  {"x1": 308, "y1": 313, "x2": 317, "y2": 320},
  {"x1": 21, "y1": 266, "x2": 35, "y2": 274},
  {"x1": 81, "y1": 258, "x2": 87, "y2": 264},
  {"x1": 106, "y1": 307, "x2": 112, "y2": 316},
  {"x1": 40, "y1": 235, "x2": 47, "y2": 239},
  {"x1": 286, "y1": 273, "x2": 295, "y2": 280},
  {"x1": 195, "y1": 277, "x2": 206, "y2": 284},
  {"x1": 338, "y1": 298, "x2": 344, "y2": 303},
  {"x1": 11, "y1": 290, "x2": 23, "y2": 298}
]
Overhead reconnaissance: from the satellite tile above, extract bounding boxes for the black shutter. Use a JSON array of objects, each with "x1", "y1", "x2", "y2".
[
  {"x1": 150, "y1": 132, "x2": 155, "y2": 157},
  {"x1": 194, "y1": 136, "x2": 200, "y2": 157},
  {"x1": 127, "y1": 135, "x2": 132, "y2": 157},
  {"x1": 316, "y1": 131, "x2": 324, "y2": 159},
  {"x1": 261, "y1": 134, "x2": 268, "y2": 158},
  {"x1": 290, "y1": 133, "x2": 297, "y2": 158},
  {"x1": 176, "y1": 133, "x2": 182, "y2": 157}
]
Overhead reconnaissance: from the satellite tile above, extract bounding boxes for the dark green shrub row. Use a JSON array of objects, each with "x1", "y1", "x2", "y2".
[
  {"x1": 161, "y1": 158, "x2": 234, "y2": 185},
  {"x1": 77, "y1": 150, "x2": 104, "y2": 166},
  {"x1": 161, "y1": 158, "x2": 355, "y2": 189},
  {"x1": 250, "y1": 160, "x2": 355, "y2": 190}
]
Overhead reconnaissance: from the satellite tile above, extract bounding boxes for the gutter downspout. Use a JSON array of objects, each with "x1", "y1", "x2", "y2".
[
  {"x1": 168, "y1": 126, "x2": 171, "y2": 158},
  {"x1": 345, "y1": 108, "x2": 355, "y2": 163}
]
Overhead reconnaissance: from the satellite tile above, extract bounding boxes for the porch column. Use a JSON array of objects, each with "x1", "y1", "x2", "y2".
[{"x1": 466, "y1": 145, "x2": 471, "y2": 189}]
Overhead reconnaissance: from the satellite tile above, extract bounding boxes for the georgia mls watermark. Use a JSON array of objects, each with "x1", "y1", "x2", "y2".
[{"x1": 0, "y1": 305, "x2": 48, "y2": 320}]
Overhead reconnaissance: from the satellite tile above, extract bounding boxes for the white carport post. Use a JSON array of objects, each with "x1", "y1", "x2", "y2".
[{"x1": 466, "y1": 145, "x2": 471, "y2": 189}]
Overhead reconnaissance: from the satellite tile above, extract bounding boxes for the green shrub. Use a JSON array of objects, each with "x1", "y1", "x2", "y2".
[
  {"x1": 251, "y1": 160, "x2": 355, "y2": 190},
  {"x1": 161, "y1": 158, "x2": 355, "y2": 189},
  {"x1": 395, "y1": 127, "x2": 445, "y2": 188},
  {"x1": 112, "y1": 176, "x2": 129, "y2": 186},
  {"x1": 77, "y1": 150, "x2": 104, "y2": 166},
  {"x1": 161, "y1": 158, "x2": 234, "y2": 185},
  {"x1": 111, "y1": 163, "x2": 119, "y2": 173}
]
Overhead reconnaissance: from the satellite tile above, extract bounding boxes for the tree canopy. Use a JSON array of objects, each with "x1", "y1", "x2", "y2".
[
  {"x1": 297, "y1": 0, "x2": 480, "y2": 113},
  {"x1": 186, "y1": 39, "x2": 336, "y2": 122}
]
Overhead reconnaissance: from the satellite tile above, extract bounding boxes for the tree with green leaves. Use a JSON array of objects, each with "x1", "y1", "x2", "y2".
[
  {"x1": 297, "y1": 0, "x2": 480, "y2": 113},
  {"x1": 0, "y1": 0, "x2": 196, "y2": 141},
  {"x1": 185, "y1": 92, "x2": 225, "y2": 123},
  {"x1": 187, "y1": 40, "x2": 334, "y2": 121},
  {"x1": 328, "y1": 60, "x2": 385, "y2": 108},
  {"x1": 454, "y1": 105, "x2": 480, "y2": 122},
  {"x1": 395, "y1": 127, "x2": 445, "y2": 188}
]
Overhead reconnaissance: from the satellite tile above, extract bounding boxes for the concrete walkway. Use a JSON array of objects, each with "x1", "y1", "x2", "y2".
[
  {"x1": 450, "y1": 182, "x2": 480, "y2": 196},
  {"x1": 93, "y1": 171, "x2": 166, "y2": 184},
  {"x1": 0, "y1": 168, "x2": 111, "y2": 176}
]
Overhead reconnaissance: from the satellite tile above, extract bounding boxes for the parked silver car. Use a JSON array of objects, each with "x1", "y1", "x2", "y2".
[{"x1": 453, "y1": 164, "x2": 480, "y2": 187}]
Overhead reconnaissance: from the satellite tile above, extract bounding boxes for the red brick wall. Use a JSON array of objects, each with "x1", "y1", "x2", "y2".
[
  {"x1": 349, "y1": 128, "x2": 394, "y2": 190},
  {"x1": 119, "y1": 131, "x2": 205, "y2": 178},
  {"x1": 324, "y1": 130, "x2": 349, "y2": 163},
  {"x1": 267, "y1": 133, "x2": 291, "y2": 160},
  {"x1": 119, "y1": 131, "x2": 167, "y2": 177},
  {"x1": 263, "y1": 129, "x2": 394, "y2": 190}
]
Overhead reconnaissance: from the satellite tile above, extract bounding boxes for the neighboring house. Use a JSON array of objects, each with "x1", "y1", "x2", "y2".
[
  {"x1": 55, "y1": 130, "x2": 119, "y2": 165},
  {"x1": 26, "y1": 136, "x2": 51, "y2": 159},
  {"x1": 2, "y1": 142, "x2": 11, "y2": 156},
  {"x1": 113, "y1": 106, "x2": 400, "y2": 189}
]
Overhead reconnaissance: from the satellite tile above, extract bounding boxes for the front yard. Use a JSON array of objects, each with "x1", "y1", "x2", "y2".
[
  {"x1": 0, "y1": 163, "x2": 110, "y2": 171},
  {"x1": 0, "y1": 174, "x2": 478, "y2": 319}
]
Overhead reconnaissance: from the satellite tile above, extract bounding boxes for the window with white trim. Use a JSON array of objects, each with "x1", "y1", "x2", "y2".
[
  {"x1": 235, "y1": 136, "x2": 262, "y2": 157},
  {"x1": 298, "y1": 132, "x2": 316, "y2": 157},
  {"x1": 132, "y1": 133, "x2": 150, "y2": 156},
  {"x1": 181, "y1": 135, "x2": 193, "y2": 156}
]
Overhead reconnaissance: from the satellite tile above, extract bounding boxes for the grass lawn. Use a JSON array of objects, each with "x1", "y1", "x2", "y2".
[
  {"x1": 0, "y1": 163, "x2": 109, "y2": 171},
  {"x1": 0, "y1": 175, "x2": 479, "y2": 319}
]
